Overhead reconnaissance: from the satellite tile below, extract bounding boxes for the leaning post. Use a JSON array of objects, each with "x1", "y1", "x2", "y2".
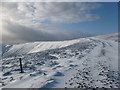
[{"x1": 19, "y1": 58, "x2": 23, "y2": 73}]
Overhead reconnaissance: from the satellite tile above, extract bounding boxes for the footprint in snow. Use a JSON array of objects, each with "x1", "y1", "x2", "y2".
[{"x1": 54, "y1": 71, "x2": 64, "y2": 77}]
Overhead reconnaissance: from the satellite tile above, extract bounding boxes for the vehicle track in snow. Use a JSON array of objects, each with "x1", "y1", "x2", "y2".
[{"x1": 58, "y1": 38, "x2": 119, "y2": 88}]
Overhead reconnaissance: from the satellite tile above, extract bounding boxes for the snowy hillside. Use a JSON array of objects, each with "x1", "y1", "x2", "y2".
[
  {"x1": 1, "y1": 33, "x2": 119, "y2": 89},
  {"x1": 2, "y1": 33, "x2": 119, "y2": 58},
  {"x1": 2, "y1": 38, "x2": 91, "y2": 58}
]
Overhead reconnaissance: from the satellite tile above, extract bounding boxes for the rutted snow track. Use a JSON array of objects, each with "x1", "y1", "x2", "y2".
[
  {"x1": 41, "y1": 37, "x2": 119, "y2": 88},
  {"x1": 1, "y1": 33, "x2": 119, "y2": 89},
  {"x1": 66, "y1": 38, "x2": 119, "y2": 88}
]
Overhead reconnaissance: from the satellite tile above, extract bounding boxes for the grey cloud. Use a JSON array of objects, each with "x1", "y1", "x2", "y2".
[
  {"x1": 1, "y1": 2, "x2": 98, "y2": 44},
  {"x1": 2, "y1": 21, "x2": 87, "y2": 44},
  {"x1": 2, "y1": 20, "x2": 91, "y2": 44}
]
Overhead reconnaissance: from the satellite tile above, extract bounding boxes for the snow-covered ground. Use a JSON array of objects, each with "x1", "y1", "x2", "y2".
[
  {"x1": 2, "y1": 38, "x2": 90, "y2": 58},
  {"x1": 0, "y1": 33, "x2": 119, "y2": 89}
]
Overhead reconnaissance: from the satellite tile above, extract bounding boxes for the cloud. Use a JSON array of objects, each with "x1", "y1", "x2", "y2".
[
  {"x1": 1, "y1": 2, "x2": 101, "y2": 44},
  {"x1": 32, "y1": 2, "x2": 101, "y2": 23},
  {"x1": 2, "y1": 20, "x2": 91, "y2": 44},
  {"x1": 2, "y1": 2, "x2": 101, "y2": 24}
]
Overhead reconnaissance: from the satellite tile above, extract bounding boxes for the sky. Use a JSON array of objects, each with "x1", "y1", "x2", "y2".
[
  {"x1": 0, "y1": 2, "x2": 118, "y2": 44},
  {"x1": 58, "y1": 2, "x2": 118, "y2": 35}
]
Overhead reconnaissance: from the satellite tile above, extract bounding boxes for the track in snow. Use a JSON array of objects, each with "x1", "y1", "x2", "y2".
[{"x1": 41, "y1": 38, "x2": 119, "y2": 88}]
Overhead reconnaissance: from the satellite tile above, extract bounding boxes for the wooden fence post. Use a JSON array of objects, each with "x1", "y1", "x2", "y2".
[{"x1": 19, "y1": 58, "x2": 23, "y2": 73}]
